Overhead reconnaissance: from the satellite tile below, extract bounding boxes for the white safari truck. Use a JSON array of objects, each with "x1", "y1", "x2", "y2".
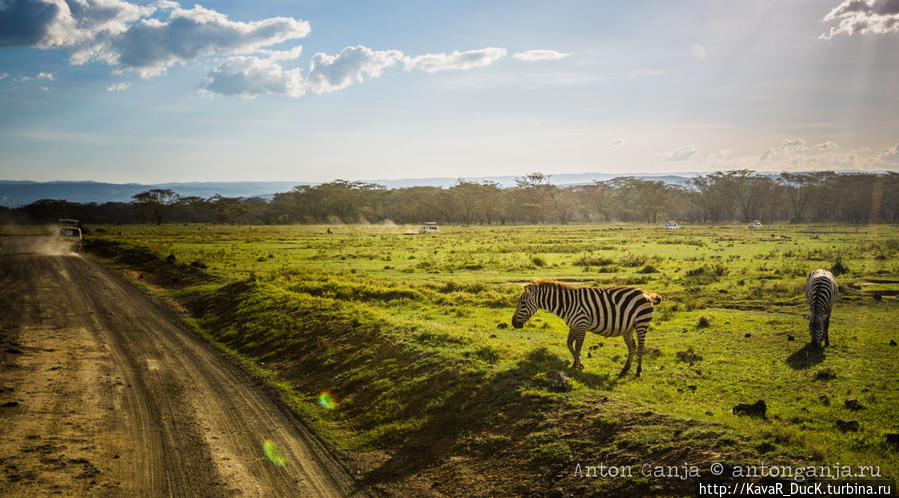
[{"x1": 418, "y1": 222, "x2": 440, "y2": 234}]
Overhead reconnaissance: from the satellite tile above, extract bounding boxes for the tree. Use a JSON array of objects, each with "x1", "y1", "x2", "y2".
[
  {"x1": 516, "y1": 172, "x2": 572, "y2": 224},
  {"x1": 131, "y1": 189, "x2": 180, "y2": 225}
]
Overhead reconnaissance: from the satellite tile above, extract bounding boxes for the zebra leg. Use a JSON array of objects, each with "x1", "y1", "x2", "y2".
[
  {"x1": 573, "y1": 329, "x2": 586, "y2": 371},
  {"x1": 635, "y1": 326, "x2": 647, "y2": 377},
  {"x1": 566, "y1": 329, "x2": 577, "y2": 368},
  {"x1": 619, "y1": 330, "x2": 635, "y2": 377},
  {"x1": 824, "y1": 314, "x2": 831, "y2": 347}
]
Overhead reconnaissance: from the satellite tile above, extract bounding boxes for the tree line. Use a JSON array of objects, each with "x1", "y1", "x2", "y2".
[{"x1": 2, "y1": 170, "x2": 897, "y2": 226}]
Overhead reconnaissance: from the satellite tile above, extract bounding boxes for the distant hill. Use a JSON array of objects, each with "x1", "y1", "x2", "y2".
[
  {"x1": 0, "y1": 174, "x2": 695, "y2": 207},
  {"x1": 0, "y1": 181, "x2": 306, "y2": 207}
]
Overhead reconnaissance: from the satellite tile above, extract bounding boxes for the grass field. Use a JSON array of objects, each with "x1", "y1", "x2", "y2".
[{"x1": 86, "y1": 223, "x2": 899, "y2": 495}]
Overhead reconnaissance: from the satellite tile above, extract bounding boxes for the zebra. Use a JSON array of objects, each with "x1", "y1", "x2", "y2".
[
  {"x1": 804, "y1": 269, "x2": 838, "y2": 347},
  {"x1": 511, "y1": 279, "x2": 662, "y2": 377}
]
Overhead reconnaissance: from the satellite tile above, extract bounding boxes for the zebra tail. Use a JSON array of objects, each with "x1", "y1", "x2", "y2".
[{"x1": 645, "y1": 292, "x2": 662, "y2": 305}]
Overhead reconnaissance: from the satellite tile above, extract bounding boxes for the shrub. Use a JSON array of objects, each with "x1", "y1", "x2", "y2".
[{"x1": 831, "y1": 253, "x2": 850, "y2": 277}]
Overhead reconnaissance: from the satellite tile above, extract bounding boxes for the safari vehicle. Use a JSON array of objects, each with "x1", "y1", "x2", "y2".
[
  {"x1": 664, "y1": 221, "x2": 680, "y2": 229},
  {"x1": 747, "y1": 220, "x2": 763, "y2": 229},
  {"x1": 418, "y1": 222, "x2": 440, "y2": 234},
  {"x1": 56, "y1": 226, "x2": 83, "y2": 251},
  {"x1": 59, "y1": 218, "x2": 89, "y2": 235}
]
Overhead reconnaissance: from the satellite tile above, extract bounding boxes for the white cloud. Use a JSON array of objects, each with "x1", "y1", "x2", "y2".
[
  {"x1": 93, "y1": 5, "x2": 310, "y2": 77},
  {"x1": 610, "y1": 138, "x2": 624, "y2": 146},
  {"x1": 204, "y1": 55, "x2": 304, "y2": 98},
  {"x1": 257, "y1": 44, "x2": 303, "y2": 61},
  {"x1": 781, "y1": 138, "x2": 806, "y2": 150},
  {"x1": 0, "y1": 1, "x2": 311, "y2": 78},
  {"x1": 37, "y1": 71, "x2": 54, "y2": 80},
  {"x1": 106, "y1": 81, "x2": 129, "y2": 91},
  {"x1": 659, "y1": 145, "x2": 699, "y2": 161},
  {"x1": 0, "y1": 72, "x2": 8, "y2": 79},
  {"x1": 305, "y1": 45, "x2": 403, "y2": 94},
  {"x1": 40, "y1": 86, "x2": 49, "y2": 91},
  {"x1": 691, "y1": 43, "x2": 706, "y2": 60},
  {"x1": 759, "y1": 147, "x2": 777, "y2": 162},
  {"x1": 0, "y1": 0, "x2": 154, "y2": 48},
  {"x1": 876, "y1": 143, "x2": 899, "y2": 166},
  {"x1": 404, "y1": 47, "x2": 507, "y2": 73},
  {"x1": 820, "y1": 0, "x2": 899, "y2": 39},
  {"x1": 203, "y1": 45, "x2": 402, "y2": 98},
  {"x1": 814, "y1": 140, "x2": 839, "y2": 150},
  {"x1": 512, "y1": 49, "x2": 569, "y2": 62}
]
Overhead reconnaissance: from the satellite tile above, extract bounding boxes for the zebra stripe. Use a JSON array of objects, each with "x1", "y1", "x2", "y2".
[
  {"x1": 511, "y1": 279, "x2": 661, "y2": 377},
  {"x1": 805, "y1": 269, "x2": 838, "y2": 347}
]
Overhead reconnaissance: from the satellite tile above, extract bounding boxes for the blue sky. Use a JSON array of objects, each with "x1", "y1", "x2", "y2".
[{"x1": 1, "y1": 0, "x2": 897, "y2": 183}]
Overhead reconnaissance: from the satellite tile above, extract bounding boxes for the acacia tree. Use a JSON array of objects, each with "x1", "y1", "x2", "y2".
[{"x1": 131, "y1": 189, "x2": 180, "y2": 225}]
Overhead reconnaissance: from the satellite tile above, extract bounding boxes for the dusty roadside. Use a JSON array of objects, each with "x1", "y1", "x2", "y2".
[{"x1": 0, "y1": 235, "x2": 367, "y2": 497}]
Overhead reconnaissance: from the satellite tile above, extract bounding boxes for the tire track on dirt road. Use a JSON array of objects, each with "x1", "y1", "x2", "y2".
[{"x1": 0, "y1": 236, "x2": 367, "y2": 497}]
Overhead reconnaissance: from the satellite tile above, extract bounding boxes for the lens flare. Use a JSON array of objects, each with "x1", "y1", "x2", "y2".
[
  {"x1": 262, "y1": 440, "x2": 286, "y2": 466},
  {"x1": 318, "y1": 389, "x2": 338, "y2": 410}
]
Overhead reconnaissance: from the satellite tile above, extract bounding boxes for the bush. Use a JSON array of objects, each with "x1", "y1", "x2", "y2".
[{"x1": 831, "y1": 253, "x2": 850, "y2": 277}]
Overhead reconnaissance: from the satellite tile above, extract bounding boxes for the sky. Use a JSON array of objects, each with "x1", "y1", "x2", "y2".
[{"x1": 0, "y1": 0, "x2": 897, "y2": 183}]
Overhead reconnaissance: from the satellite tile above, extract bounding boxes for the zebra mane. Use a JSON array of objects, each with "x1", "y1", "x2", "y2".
[{"x1": 531, "y1": 279, "x2": 575, "y2": 289}]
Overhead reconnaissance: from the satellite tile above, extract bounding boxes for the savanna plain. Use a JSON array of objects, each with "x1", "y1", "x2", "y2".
[{"x1": 78, "y1": 223, "x2": 898, "y2": 495}]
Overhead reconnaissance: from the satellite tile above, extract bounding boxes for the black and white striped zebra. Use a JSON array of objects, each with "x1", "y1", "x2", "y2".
[
  {"x1": 804, "y1": 269, "x2": 838, "y2": 347},
  {"x1": 511, "y1": 280, "x2": 662, "y2": 377}
]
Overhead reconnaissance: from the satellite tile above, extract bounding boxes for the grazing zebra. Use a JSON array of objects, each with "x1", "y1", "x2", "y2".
[
  {"x1": 804, "y1": 269, "x2": 838, "y2": 347},
  {"x1": 511, "y1": 280, "x2": 662, "y2": 377}
]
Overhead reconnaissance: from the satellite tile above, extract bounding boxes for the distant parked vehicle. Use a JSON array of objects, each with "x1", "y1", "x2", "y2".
[
  {"x1": 747, "y1": 220, "x2": 763, "y2": 229},
  {"x1": 418, "y1": 222, "x2": 440, "y2": 234},
  {"x1": 664, "y1": 221, "x2": 680, "y2": 230},
  {"x1": 56, "y1": 226, "x2": 83, "y2": 252}
]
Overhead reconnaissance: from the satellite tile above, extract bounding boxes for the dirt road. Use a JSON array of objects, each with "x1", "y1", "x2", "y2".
[{"x1": 0, "y1": 236, "x2": 366, "y2": 497}]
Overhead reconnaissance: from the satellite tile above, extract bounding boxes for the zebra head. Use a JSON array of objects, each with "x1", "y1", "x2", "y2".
[
  {"x1": 805, "y1": 313, "x2": 825, "y2": 346},
  {"x1": 511, "y1": 283, "x2": 538, "y2": 329}
]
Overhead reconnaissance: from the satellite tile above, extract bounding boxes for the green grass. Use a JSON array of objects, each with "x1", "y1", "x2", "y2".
[{"x1": 84, "y1": 223, "x2": 899, "y2": 494}]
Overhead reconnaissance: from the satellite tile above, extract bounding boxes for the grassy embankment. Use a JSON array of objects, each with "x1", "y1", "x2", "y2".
[{"x1": 86, "y1": 224, "x2": 899, "y2": 495}]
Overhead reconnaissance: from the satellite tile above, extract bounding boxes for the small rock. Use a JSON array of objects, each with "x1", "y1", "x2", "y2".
[
  {"x1": 732, "y1": 400, "x2": 766, "y2": 418},
  {"x1": 787, "y1": 335, "x2": 795, "y2": 341},
  {"x1": 814, "y1": 368, "x2": 837, "y2": 381},
  {"x1": 489, "y1": 334, "x2": 497, "y2": 338},
  {"x1": 587, "y1": 352, "x2": 592, "y2": 358},
  {"x1": 836, "y1": 420, "x2": 859, "y2": 432},
  {"x1": 819, "y1": 395, "x2": 830, "y2": 406},
  {"x1": 745, "y1": 333, "x2": 751, "y2": 338},
  {"x1": 496, "y1": 323, "x2": 508, "y2": 329},
  {"x1": 890, "y1": 340, "x2": 897, "y2": 346},
  {"x1": 543, "y1": 370, "x2": 572, "y2": 393},
  {"x1": 705, "y1": 411, "x2": 713, "y2": 416},
  {"x1": 2, "y1": 401, "x2": 19, "y2": 407},
  {"x1": 688, "y1": 385, "x2": 697, "y2": 392},
  {"x1": 844, "y1": 399, "x2": 864, "y2": 411},
  {"x1": 676, "y1": 349, "x2": 703, "y2": 362}
]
